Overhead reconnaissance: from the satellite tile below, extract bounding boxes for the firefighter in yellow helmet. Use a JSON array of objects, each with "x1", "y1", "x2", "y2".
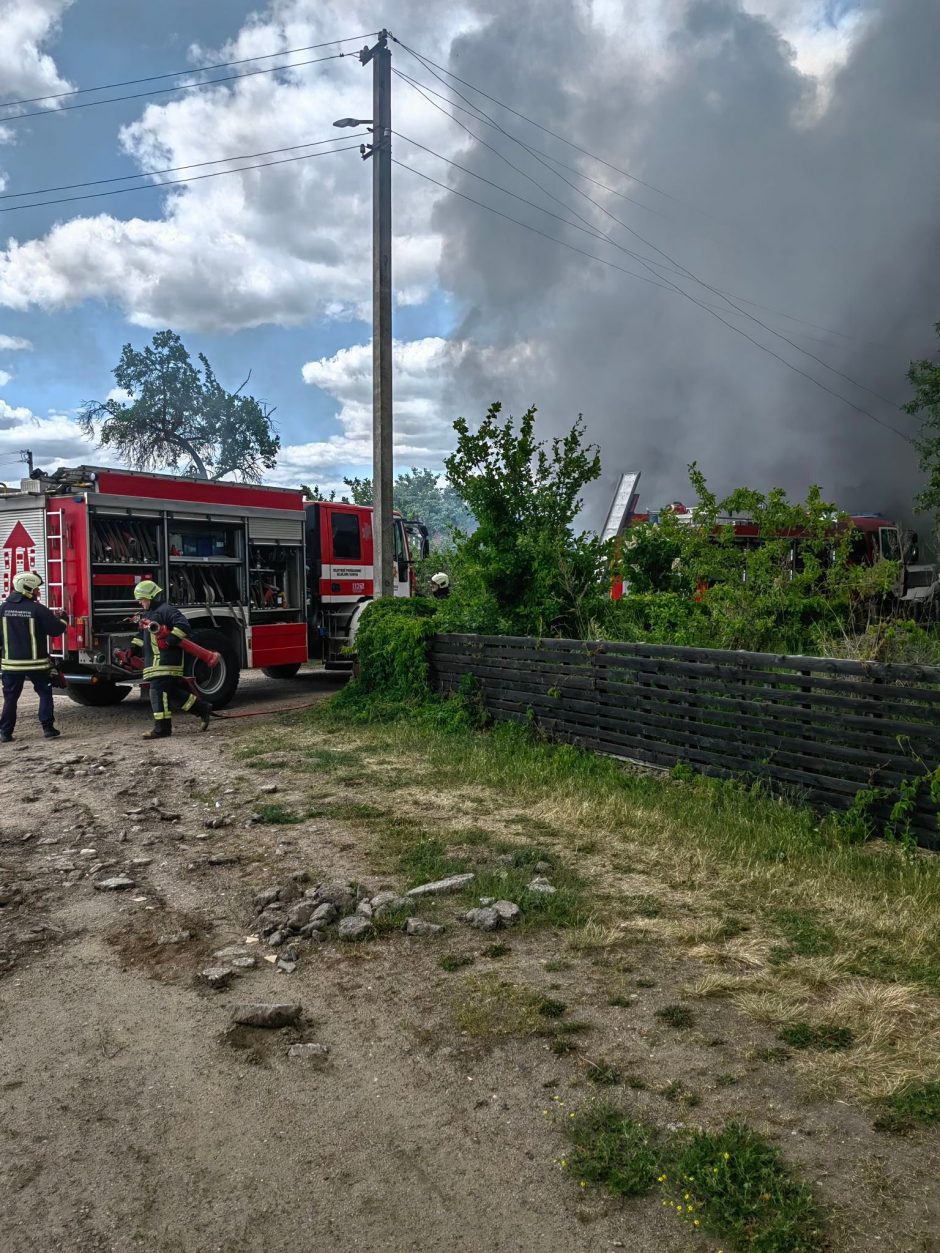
[
  {"x1": 0, "y1": 570, "x2": 69, "y2": 742},
  {"x1": 129, "y1": 580, "x2": 212, "y2": 739}
]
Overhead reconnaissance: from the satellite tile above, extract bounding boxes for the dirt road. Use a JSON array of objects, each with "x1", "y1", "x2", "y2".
[{"x1": 0, "y1": 669, "x2": 669, "y2": 1253}]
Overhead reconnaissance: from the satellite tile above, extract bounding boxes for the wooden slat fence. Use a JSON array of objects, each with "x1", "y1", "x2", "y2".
[{"x1": 429, "y1": 634, "x2": 940, "y2": 850}]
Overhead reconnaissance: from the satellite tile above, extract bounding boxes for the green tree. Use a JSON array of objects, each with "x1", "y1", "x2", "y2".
[
  {"x1": 438, "y1": 403, "x2": 607, "y2": 637},
  {"x1": 343, "y1": 466, "x2": 473, "y2": 542},
  {"x1": 79, "y1": 329, "x2": 280, "y2": 482},
  {"x1": 905, "y1": 321, "x2": 940, "y2": 514}
]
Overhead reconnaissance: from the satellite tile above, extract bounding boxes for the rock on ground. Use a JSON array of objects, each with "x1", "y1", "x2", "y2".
[
  {"x1": 232, "y1": 1003, "x2": 302, "y2": 1029},
  {"x1": 407, "y1": 873, "x2": 475, "y2": 898}
]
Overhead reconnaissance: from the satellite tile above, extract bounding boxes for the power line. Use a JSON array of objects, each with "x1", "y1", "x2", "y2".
[
  {"x1": 394, "y1": 161, "x2": 913, "y2": 444},
  {"x1": 0, "y1": 52, "x2": 351, "y2": 123},
  {"x1": 0, "y1": 143, "x2": 364, "y2": 214},
  {"x1": 0, "y1": 133, "x2": 369, "y2": 201},
  {"x1": 390, "y1": 35, "x2": 693, "y2": 212},
  {"x1": 393, "y1": 43, "x2": 906, "y2": 415},
  {"x1": 392, "y1": 64, "x2": 863, "y2": 349},
  {"x1": 2, "y1": 33, "x2": 379, "y2": 109}
]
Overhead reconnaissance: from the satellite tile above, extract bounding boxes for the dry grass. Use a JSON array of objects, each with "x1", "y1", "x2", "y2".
[
  {"x1": 452, "y1": 974, "x2": 546, "y2": 1039},
  {"x1": 238, "y1": 709, "x2": 940, "y2": 1103}
]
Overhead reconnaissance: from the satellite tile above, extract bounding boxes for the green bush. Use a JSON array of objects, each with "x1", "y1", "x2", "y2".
[{"x1": 332, "y1": 598, "x2": 437, "y2": 717}]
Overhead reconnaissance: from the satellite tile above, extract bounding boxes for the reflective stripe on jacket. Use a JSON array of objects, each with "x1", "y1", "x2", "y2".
[{"x1": 0, "y1": 592, "x2": 68, "y2": 672}]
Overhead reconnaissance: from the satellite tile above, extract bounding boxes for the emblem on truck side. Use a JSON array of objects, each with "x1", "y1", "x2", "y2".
[{"x1": 1, "y1": 520, "x2": 38, "y2": 599}]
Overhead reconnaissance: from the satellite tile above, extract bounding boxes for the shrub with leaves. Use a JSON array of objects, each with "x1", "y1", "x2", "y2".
[
  {"x1": 606, "y1": 464, "x2": 900, "y2": 654},
  {"x1": 438, "y1": 403, "x2": 610, "y2": 638}
]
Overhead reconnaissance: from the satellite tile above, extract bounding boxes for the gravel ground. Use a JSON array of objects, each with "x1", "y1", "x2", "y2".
[{"x1": 0, "y1": 667, "x2": 674, "y2": 1253}]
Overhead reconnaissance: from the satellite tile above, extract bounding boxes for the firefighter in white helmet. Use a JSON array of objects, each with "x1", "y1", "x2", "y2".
[
  {"x1": 128, "y1": 579, "x2": 212, "y2": 739},
  {"x1": 0, "y1": 570, "x2": 68, "y2": 742},
  {"x1": 429, "y1": 572, "x2": 450, "y2": 600}
]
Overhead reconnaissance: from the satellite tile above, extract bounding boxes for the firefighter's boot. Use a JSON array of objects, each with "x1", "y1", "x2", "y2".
[
  {"x1": 142, "y1": 723, "x2": 172, "y2": 740},
  {"x1": 197, "y1": 702, "x2": 212, "y2": 732}
]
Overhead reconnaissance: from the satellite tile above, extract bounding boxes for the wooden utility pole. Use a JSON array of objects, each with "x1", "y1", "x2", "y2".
[{"x1": 360, "y1": 30, "x2": 394, "y2": 598}]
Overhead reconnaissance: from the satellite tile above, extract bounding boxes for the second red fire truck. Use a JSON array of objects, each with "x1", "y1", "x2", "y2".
[{"x1": 0, "y1": 464, "x2": 417, "y2": 708}]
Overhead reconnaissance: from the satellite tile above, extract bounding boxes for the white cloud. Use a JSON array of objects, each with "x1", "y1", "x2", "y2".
[
  {"x1": 0, "y1": 0, "x2": 476, "y2": 331},
  {"x1": 0, "y1": 370, "x2": 11, "y2": 387},
  {"x1": 270, "y1": 334, "x2": 534, "y2": 487},
  {"x1": 0, "y1": 0, "x2": 75, "y2": 102},
  {"x1": 0, "y1": 396, "x2": 95, "y2": 478},
  {"x1": 0, "y1": 334, "x2": 32, "y2": 351}
]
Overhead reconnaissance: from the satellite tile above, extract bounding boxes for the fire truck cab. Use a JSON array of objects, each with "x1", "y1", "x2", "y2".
[{"x1": 0, "y1": 466, "x2": 415, "y2": 708}]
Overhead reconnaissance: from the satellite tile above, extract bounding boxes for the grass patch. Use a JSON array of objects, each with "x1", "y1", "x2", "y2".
[
  {"x1": 585, "y1": 1059, "x2": 623, "y2": 1086},
  {"x1": 439, "y1": 953, "x2": 475, "y2": 972},
  {"x1": 636, "y1": 977, "x2": 657, "y2": 988},
  {"x1": 399, "y1": 838, "x2": 471, "y2": 888},
  {"x1": 565, "y1": 1104, "x2": 659, "y2": 1197},
  {"x1": 252, "y1": 802, "x2": 301, "y2": 825},
  {"x1": 537, "y1": 997, "x2": 567, "y2": 1018},
  {"x1": 756, "y1": 1046, "x2": 791, "y2": 1064},
  {"x1": 873, "y1": 1081, "x2": 940, "y2": 1134},
  {"x1": 655, "y1": 1004, "x2": 696, "y2": 1030},
  {"x1": 452, "y1": 975, "x2": 545, "y2": 1038},
  {"x1": 608, "y1": 994, "x2": 633, "y2": 1007},
  {"x1": 668, "y1": 1122, "x2": 824, "y2": 1252},
  {"x1": 771, "y1": 909, "x2": 838, "y2": 958},
  {"x1": 779, "y1": 1022, "x2": 855, "y2": 1052},
  {"x1": 543, "y1": 959, "x2": 570, "y2": 972},
  {"x1": 550, "y1": 1034, "x2": 579, "y2": 1055},
  {"x1": 625, "y1": 1074, "x2": 647, "y2": 1090},
  {"x1": 486, "y1": 942, "x2": 511, "y2": 958},
  {"x1": 565, "y1": 1107, "x2": 824, "y2": 1250}
]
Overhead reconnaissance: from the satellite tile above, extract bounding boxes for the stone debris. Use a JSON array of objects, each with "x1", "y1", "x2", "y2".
[
  {"x1": 204, "y1": 816, "x2": 233, "y2": 830},
  {"x1": 493, "y1": 900, "x2": 522, "y2": 925},
  {"x1": 462, "y1": 906, "x2": 500, "y2": 931},
  {"x1": 337, "y1": 915, "x2": 372, "y2": 942},
  {"x1": 406, "y1": 873, "x2": 475, "y2": 898},
  {"x1": 93, "y1": 876, "x2": 135, "y2": 892},
  {"x1": 260, "y1": 784, "x2": 279, "y2": 795},
  {"x1": 287, "y1": 1042, "x2": 330, "y2": 1062},
  {"x1": 461, "y1": 900, "x2": 521, "y2": 930},
  {"x1": 526, "y1": 876, "x2": 556, "y2": 896},
  {"x1": 213, "y1": 945, "x2": 255, "y2": 963},
  {"x1": 158, "y1": 929, "x2": 192, "y2": 945},
  {"x1": 232, "y1": 1003, "x2": 302, "y2": 1029},
  {"x1": 405, "y1": 917, "x2": 444, "y2": 938},
  {"x1": 371, "y1": 891, "x2": 410, "y2": 918},
  {"x1": 208, "y1": 854, "x2": 240, "y2": 866},
  {"x1": 201, "y1": 966, "x2": 236, "y2": 990},
  {"x1": 231, "y1": 956, "x2": 257, "y2": 970},
  {"x1": 534, "y1": 861, "x2": 552, "y2": 874}
]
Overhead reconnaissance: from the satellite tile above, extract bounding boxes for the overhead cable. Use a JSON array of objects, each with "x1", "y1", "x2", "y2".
[
  {"x1": 0, "y1": 142, "x2": 364, "y2": 214},
  {"x1": 394, "y1": 160, "x2": 913, "y2": 444},
  {"x1": 1, "y1": 33, "x2": 378, "y2": 109},
  {"x1": 393, "y1": 43, "x2": 906, "y2": 415},
  {"x1": 0, "y1": 133, "x2": 369, "y2": 202},
  {"x1": 0, "y1": 52, "x2": 351, "y2": 122}
]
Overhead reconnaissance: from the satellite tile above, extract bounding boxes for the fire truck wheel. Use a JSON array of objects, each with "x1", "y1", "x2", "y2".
[
  {"x1": 188, "y1": 629, "x2": 241, "y2": 709},
  {"x1": 64, "y1": 681, "x2": 132, "y2": 707},
  {"x1": 260, "y1": 663, "x2": 302, "y2": 679}
]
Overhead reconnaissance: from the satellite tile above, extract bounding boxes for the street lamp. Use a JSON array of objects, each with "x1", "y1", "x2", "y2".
[{"x1": 333, "y1": 117, "x2": 371, "y2": 128}]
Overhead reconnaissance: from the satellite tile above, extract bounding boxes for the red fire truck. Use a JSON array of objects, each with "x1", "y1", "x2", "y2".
[{"x1": 0, "y1": 465, "x2": 415, "y2": 708}]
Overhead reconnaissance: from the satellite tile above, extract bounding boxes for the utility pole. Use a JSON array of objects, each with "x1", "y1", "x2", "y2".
[
  {"x1": 360, "y1": 30, "x2": 394, "y2": 599},
  {"x1": 19, "y1": 449, "x2": 33, "y2": 476}
]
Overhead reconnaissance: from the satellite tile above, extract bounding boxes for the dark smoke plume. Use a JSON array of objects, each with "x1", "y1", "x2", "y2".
[{"x1": 427, "y1": 0, "x2": 939, "y2": 531}]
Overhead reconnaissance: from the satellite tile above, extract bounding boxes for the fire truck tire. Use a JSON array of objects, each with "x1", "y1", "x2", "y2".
[
  {"x1": 188, "y1": 630, "x2": 240, "y2": 709},
  {"x1": 261, "y1": 663, "x2": 302, "y2": 679},
  {"x1": 65, "y1": 681, "x2": 132, "y2": 707}
]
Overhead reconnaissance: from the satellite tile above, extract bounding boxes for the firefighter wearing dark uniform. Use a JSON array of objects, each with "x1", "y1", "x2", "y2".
[
  {"x1": 0, "y1": 570, "x2": 68, "y2": 742},
  {"x1": 130, "y1": 580, "x2": 212, "y2": 739}
]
